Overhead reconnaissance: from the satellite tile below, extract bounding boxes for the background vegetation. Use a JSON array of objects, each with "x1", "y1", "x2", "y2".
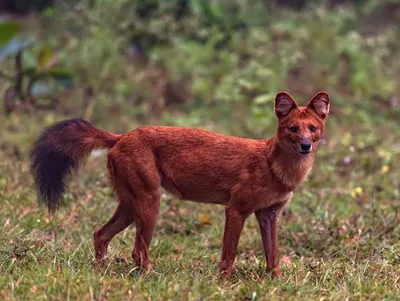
[{"x1": 0, "y1": 0, "x2": 399, "y2": 300}]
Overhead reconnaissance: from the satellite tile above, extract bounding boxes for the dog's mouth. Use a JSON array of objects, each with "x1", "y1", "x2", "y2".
[{"x1": 292, "y1": 145, "x2": 312, "y2": 155}]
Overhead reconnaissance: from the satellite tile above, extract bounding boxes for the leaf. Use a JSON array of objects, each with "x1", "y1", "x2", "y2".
[
  {"x1": 198, "y1": 213, "x2": 211, "y2": 225},
  {"x1": 30, "y1": 72, "x2": 75, "y2": 97},
  {"x1": 54, "y1": 77, "x2": 74, "y2": 90},
  {"x1": 0, "y1": 22, "x2": 20, "y2": 47},
  {"x1": 43, "y1": 7, "x2": 56, "y2": 17},
  {"x1": 48, "y1": 67, "x2": 75, "y2": 78},
  {"x1": 37, "y1": 45, "x2": 54, "y2": 70},
  {"x1": 49, "y1": 67, "x2": 75, "y2": 90},
  {"x1": 30, "y1": 81, "x2": 54, "y2": 97},
  {"x1": 0, "y1": 37, "x2": 34, "y2": 61},
  {"x1": 22, "y1": 67, "x2": 37, "y2": 77}
]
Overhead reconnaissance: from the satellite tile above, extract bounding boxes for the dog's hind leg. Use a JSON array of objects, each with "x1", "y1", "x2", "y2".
[
  {"x1": 94, "y1": 155, "x2": 135, "y2": 264},
  {"x1": 131, "y1": 190, "x2": 161, "y2": 270},
  {"x1": 93, "y1": 200, "x2": 134, "y2": 265},
  {"x1": 107, "y1": 140, "x2": 161, "y2": 270}
]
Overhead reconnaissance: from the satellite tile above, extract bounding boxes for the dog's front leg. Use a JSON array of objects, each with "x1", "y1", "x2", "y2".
[
  {"x1": 218, "y1": 207, "x2": 247, "y2": 279},
  {"x1": 255, "y1": 202, "x2": 286, "y2": 278}
]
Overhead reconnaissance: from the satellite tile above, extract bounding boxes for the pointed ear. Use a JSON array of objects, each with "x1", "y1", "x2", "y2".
[
  {"x1": 307, "y1": 91, "x2": 330, "y2": 119},
  {"x1": 275, "y1": 92, "x2": 298, "y2": 118}
]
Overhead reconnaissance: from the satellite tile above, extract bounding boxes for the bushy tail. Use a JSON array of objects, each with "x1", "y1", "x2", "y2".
[{"x1": 30, "y1": 119, "x2": 120, "y2": 213}]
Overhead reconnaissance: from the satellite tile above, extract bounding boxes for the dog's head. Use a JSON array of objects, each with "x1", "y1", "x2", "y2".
[{"x1": 274, "y1": 91, "x2": 330, "y2": 156}]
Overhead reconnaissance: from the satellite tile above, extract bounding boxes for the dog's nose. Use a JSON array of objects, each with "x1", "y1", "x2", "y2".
[{"x1": 300, "y1": 143, "x2": 311, "y2": 151}]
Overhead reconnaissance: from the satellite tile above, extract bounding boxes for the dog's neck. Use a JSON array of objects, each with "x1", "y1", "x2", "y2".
[{"x1": 265, "y1": 138, "x2": 315, "y2": 191}]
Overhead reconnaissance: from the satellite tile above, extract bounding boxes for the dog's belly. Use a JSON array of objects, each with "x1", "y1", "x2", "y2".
[{"x1": 161, "y1": 177, "x2": 229, "y2": 204}]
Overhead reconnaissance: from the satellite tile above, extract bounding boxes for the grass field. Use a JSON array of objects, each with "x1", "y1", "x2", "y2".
[
  {"x1": 0, "y1": 109, "x2": 399, "y2": 300},
  {"x1": 1, "y1": 1, "x2": 400, "y2": 299}
]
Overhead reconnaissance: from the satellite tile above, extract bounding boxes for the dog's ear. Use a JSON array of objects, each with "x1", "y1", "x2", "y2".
[
  {"x1": 307, "y1": 91, "x2": 330, "y2": 119},
  {"x1": 275, "y1": 92, "x2": 298, "y2": 118}
]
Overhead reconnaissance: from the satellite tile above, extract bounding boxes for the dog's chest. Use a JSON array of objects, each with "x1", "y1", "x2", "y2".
[
  {"x1": 276, "y1": 191, "x2": 293, "y2": 203},
  {"x1": 231, "y1": 179, "x2": 293, "y2": 213},
  {"x1": 262, "y1": 190, "x2": 293, "y2": 209}
]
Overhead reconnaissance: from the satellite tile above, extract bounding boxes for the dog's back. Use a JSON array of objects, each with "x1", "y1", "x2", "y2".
[{"x1": 110, "y1": 126, "x2": 265, "y2": 204}]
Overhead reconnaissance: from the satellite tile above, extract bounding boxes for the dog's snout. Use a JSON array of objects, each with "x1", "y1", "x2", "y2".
[{"x1": 300, "y1": 143, "x2": 311, "y2": 151}]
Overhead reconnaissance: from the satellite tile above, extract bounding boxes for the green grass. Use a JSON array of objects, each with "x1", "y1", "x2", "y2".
[{"x1": 0, "y1": 112, "x2": 399, "y2": 300}]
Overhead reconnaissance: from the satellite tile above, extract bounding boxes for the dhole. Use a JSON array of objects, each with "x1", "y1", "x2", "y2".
[{"x1": 30, "y1": 91, "x2": 330, "y2": 279}]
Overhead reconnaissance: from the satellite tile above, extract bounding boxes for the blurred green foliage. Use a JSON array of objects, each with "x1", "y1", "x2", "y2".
[
  {"x1": 18, "y1": 0, "x2": 397, "y2": 135},
  {"x1": 0, "y1": 20, "x2": 74, "y2": 114}
]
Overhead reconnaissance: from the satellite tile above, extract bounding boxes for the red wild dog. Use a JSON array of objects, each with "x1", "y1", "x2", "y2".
[{"x1": 30, "y1": 91, "x2": 330, "y2": 279}]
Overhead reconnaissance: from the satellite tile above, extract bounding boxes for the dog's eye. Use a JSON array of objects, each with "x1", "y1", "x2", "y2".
[
  {"x1": 289, "y1": 126, "x2": 298, "y2": 133},
  {"x1": 310, "y1": 126, "x2": 317, "y2": 132}
]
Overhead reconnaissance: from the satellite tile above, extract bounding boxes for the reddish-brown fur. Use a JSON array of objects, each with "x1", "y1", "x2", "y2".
[{"x1": 30, "y1": 91, "x2": 330, "y2": 279}]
